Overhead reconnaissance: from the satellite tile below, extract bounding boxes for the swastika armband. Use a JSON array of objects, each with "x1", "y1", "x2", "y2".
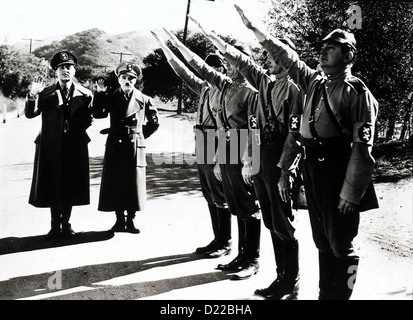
[
  {"x1": 249, "y1": 115, "x2": 258, "y2": 129},
  {"x1": 289, "y1": 114, "x2": 301, "y2": 132},
  {"x1": 354, "y1": 122, "x2": 374, "y2": 145}
]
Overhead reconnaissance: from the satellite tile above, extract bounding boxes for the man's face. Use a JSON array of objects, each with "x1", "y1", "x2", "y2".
[
  {"x1": 226, "y1": 62, "x2": 241, "y2": 79},
  {"x1": 56, "y1": 64, "x2": 76, "y2": 84},
  {"x1": 264, "y1": 54, "x2": 283, "y2": 75},
  {"x1": 118, "y1": 74, "x2": 137, "y2": 94},
  {"x1": 319, "y1": 41, "x2": 346, "y2": 70}
]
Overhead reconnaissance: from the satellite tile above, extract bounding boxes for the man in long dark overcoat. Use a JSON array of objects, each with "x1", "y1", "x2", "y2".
[
  {"x1": 93, "y1": 62, "x2": 159, "y2": 233},
  {"x1": 25, "y1": 51, "x2": 93, "y2": 239}
]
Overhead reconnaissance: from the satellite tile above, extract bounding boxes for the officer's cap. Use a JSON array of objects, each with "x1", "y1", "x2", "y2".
[
  {"x1": 322, "y1": 29, "x2": 356, "y2": 51},
  {"x1": 205, "y1": 53, "x2": 225, "y2": 69},
  {"x1": 50, "y1": 51, "x2": 77, "y2": 70},
  {"x1": 115, "y1": 62, "x2": 141, "y2": 78}
]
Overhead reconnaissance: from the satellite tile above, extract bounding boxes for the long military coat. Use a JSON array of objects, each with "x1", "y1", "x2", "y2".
[
  {"x1": 25, "y1": 83, "x2": 93, "y2": 208},
  {"x1": 93, "y1": 88, "x2": 159, "y2": 212}
]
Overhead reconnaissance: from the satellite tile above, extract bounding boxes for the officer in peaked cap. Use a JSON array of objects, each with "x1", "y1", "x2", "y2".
[
  {"x1": 115, "y1": 61, "x2": 142, "y2": 78},
  {"x1": 50, "y1": 51, "x2": 78, "y2": 70},
  {"x1": 25, "y1": 49, "x2": 93, "y2": 240},
  {"x1": 93, "y1": 60, "x2": 159, "y2": 234}
]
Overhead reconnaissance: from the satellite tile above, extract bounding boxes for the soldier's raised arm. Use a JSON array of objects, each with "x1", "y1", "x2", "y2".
[
  {"x1": 165, "y1": 26, "x2": 229, "y2": 91},
  {"x1": 234, "y1": 4, "x2": 315, "y2": 92},
  {"x1": 152, "y1": 30, "x2": 206, "y2": 96}
]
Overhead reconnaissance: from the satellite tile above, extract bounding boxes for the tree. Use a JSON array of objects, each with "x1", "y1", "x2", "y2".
[
  {"x1": 0, "y1": 45, "x2": 45, "y2": 99},
  {"x1": 262, "y1": 0, "x2": 413, "y2": 139}
]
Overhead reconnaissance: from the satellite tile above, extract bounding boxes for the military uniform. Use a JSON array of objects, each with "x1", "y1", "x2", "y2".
[
  {"x1": 93, "y1": 62, "x2": 159, "y2": 232},
  {"x1": 224, "y1": 45, "x2": 303, "y2": 298},
  {"x1": 25, "y1": 51, "x2": 93, "y2": 238},
  {"x1": 261, "y1": 30, "x2": 379, "y2": 299},
  {"x1": 166, "y1": 56, "x2": 232, "y2": 256},
  {"x1": 188, "y1": 53, "x2": 261, "y2": 278}
]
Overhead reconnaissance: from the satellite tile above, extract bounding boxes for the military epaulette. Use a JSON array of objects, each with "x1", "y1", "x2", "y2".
[{"x1": 345, "y1": 77, "x2": 367, "y2": 95}]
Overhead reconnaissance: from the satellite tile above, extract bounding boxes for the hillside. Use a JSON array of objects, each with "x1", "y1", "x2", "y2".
[{"x1": 11, "y1": 28, "x2": 160, "y2": 74}]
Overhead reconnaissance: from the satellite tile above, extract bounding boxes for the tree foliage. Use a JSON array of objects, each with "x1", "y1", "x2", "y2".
[
  {"x1": 262, "y1": 0, "x2": 413, "y2": 139},
  {"x1": 0, "y1": 45, "x2": 45, "y2": 99}
]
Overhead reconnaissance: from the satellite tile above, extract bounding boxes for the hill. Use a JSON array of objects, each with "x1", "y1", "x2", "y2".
[{"x1": 11, "y1": 28, "x2": 160, "y2": 75}]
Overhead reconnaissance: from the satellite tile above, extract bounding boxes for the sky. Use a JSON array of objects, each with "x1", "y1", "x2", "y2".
[{"x1": 0, "y1": 0, "x2": 270, "y2": 47}]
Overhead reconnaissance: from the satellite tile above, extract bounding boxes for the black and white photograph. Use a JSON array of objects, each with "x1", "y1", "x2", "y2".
[{"x1": 0, "y1": 0, "x2": 412, "y2": 310}]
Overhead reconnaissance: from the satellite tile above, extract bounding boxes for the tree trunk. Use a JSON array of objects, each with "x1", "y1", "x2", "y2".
[{"x1": 385, "y1": 116, "x2": 396, "y2": 140}]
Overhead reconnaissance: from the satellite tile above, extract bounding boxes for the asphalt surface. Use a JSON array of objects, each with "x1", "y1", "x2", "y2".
[{"x1": 0, "y1": 111, "x2": 411, "y2": 303}]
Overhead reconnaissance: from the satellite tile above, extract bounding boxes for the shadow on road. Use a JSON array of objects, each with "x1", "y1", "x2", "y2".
[
  {"x1": 89, "y1": 153, "x2": 201, "y2": 199},
  {"x1": 0, "y1": 252, "x2": 229, "y2": 300},
  {"x1": 0, "y1": 231, "x2": 115, "y2": 256}
]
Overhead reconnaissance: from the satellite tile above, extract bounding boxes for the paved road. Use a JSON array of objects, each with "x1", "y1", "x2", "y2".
[{"x1": 0, "y1": 112, "x2": 411, "y2": 303}]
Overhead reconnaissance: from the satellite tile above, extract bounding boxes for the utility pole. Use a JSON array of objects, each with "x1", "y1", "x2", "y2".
[
  {"x1": 111, "y1": 52, "x2": 133, "y2": 63},
  {"x1": 21, "y1": 38, "x2": 42, "y2": 54},
  {"x1": 177, "y1": 0, "x2": 192, "y2": 115}
]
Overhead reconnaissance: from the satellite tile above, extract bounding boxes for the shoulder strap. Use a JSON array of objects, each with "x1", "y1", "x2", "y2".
[
  {"x1": 321, "y1": 84, "x2": 346, "y2": 137},
  {"x1": 219, "y1": 81, "x2": 231, "y2": 130},
  {"x1": 205, "y1": 89, "x2": 217, "y2": 128}
]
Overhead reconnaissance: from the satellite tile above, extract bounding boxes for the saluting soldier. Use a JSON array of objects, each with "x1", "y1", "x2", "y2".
[
  {"x1": 235, "y1": 5, "x2": 379, "y2": 300},
  {"x1": 93, "y1": 62, "x2": 159, "y2": 234},
  {"x1": 167, "y1": 23, "x2": 261, "y2": 281},
  {"x1": 25, "y1": 51, "x2": 93, "y2": 239},
  {"x1": 152, "y1": 31, "x2": 232, "y2": 258},
  {"x1": 200, "y1": 29, "x2": 303, "y2": 299}
]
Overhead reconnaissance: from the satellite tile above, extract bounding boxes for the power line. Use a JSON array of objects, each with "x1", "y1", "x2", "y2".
[
  {"x1": 111, "y1": 52, "x2": 133, "y2": 63},
  {"x1": 21, "y1": 38, "x2": 42, "y2": 54}
]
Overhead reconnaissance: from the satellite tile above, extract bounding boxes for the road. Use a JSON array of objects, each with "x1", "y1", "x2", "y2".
[{"x1": 0, "y1": 111, "x2": 412, "y2": 302}]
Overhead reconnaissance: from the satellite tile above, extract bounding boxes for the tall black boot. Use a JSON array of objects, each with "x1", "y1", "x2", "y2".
[
  {"x1": 333, "y1": 257, "x2": 359, "y2": 300},
  {"x1": 196, "y1": 204, "x2": 221, "y2": 254},
  {"x1": 126, "y1": 210, "x2": 140, "y2": 234},
  {"x1": 229, "y1": 218, "x2": 260, "y2": 280},
  {"x1": 217, "y1": 207, "x2": 232, "y2": 246},
  {"x1": 318, "y1": 251, "x2": 336, "y2": 300},
  {"x1": 47, "y1": 208, "x2": 62, "y2": 240},
  {"x1": 111, "y1": 210, "x2": 126, "y2": 232},
  {"x1": 61, "y1": 206, "x2": 75, "y2": 237},
  {"x1": 255, "y1": 232, "x2": 285, "y2": 297},
  {"x1": 205, "y1": 207, "x2": 232, "y2": 258},
  {"x1": 217, "y1": 217, "x2": 247, "y2": 271}
]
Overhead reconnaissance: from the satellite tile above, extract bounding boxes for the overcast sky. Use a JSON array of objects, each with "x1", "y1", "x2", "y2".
[{"x1": 0, "y1": 0, "x2": 270, "y2": 46}]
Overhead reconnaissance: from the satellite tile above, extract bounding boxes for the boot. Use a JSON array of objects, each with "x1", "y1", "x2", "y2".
[
  {"x1": 61, "y1": 206, "x2": 75, "y2": 238},
  {"x1": 126, "y1": 211, "x2": 140, "y2": 234},
  {"x1": 266, "y1": 240, "x2": 299, "y2": 299},
  {"x1": 217, "y1": 217, "x2": 247, "y2": 271},
  {"x1": 111, "y1": 210, "x2": 126, "y2": 232},
  {"x1": 229, "y1": 218, "x2": 261, "y2": 280},
  {"x1": 318, "y1": 251, "x2": 336, "y2": 300},
  {"x1": 255, "y1": 232, "x2": 284, "y2": 297},
  {"x1": 332, "y1": 257, "x2": 359, "y2": 300},
  {"x1": 46, "y1": 209, "x2": 61, "y2": 240},
  {"x1": 196, "y1": 204, "x2": 221, "y2": 254},
  {"x1": 205, "y1": 207, "x2": 232, "y2": 258}
]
